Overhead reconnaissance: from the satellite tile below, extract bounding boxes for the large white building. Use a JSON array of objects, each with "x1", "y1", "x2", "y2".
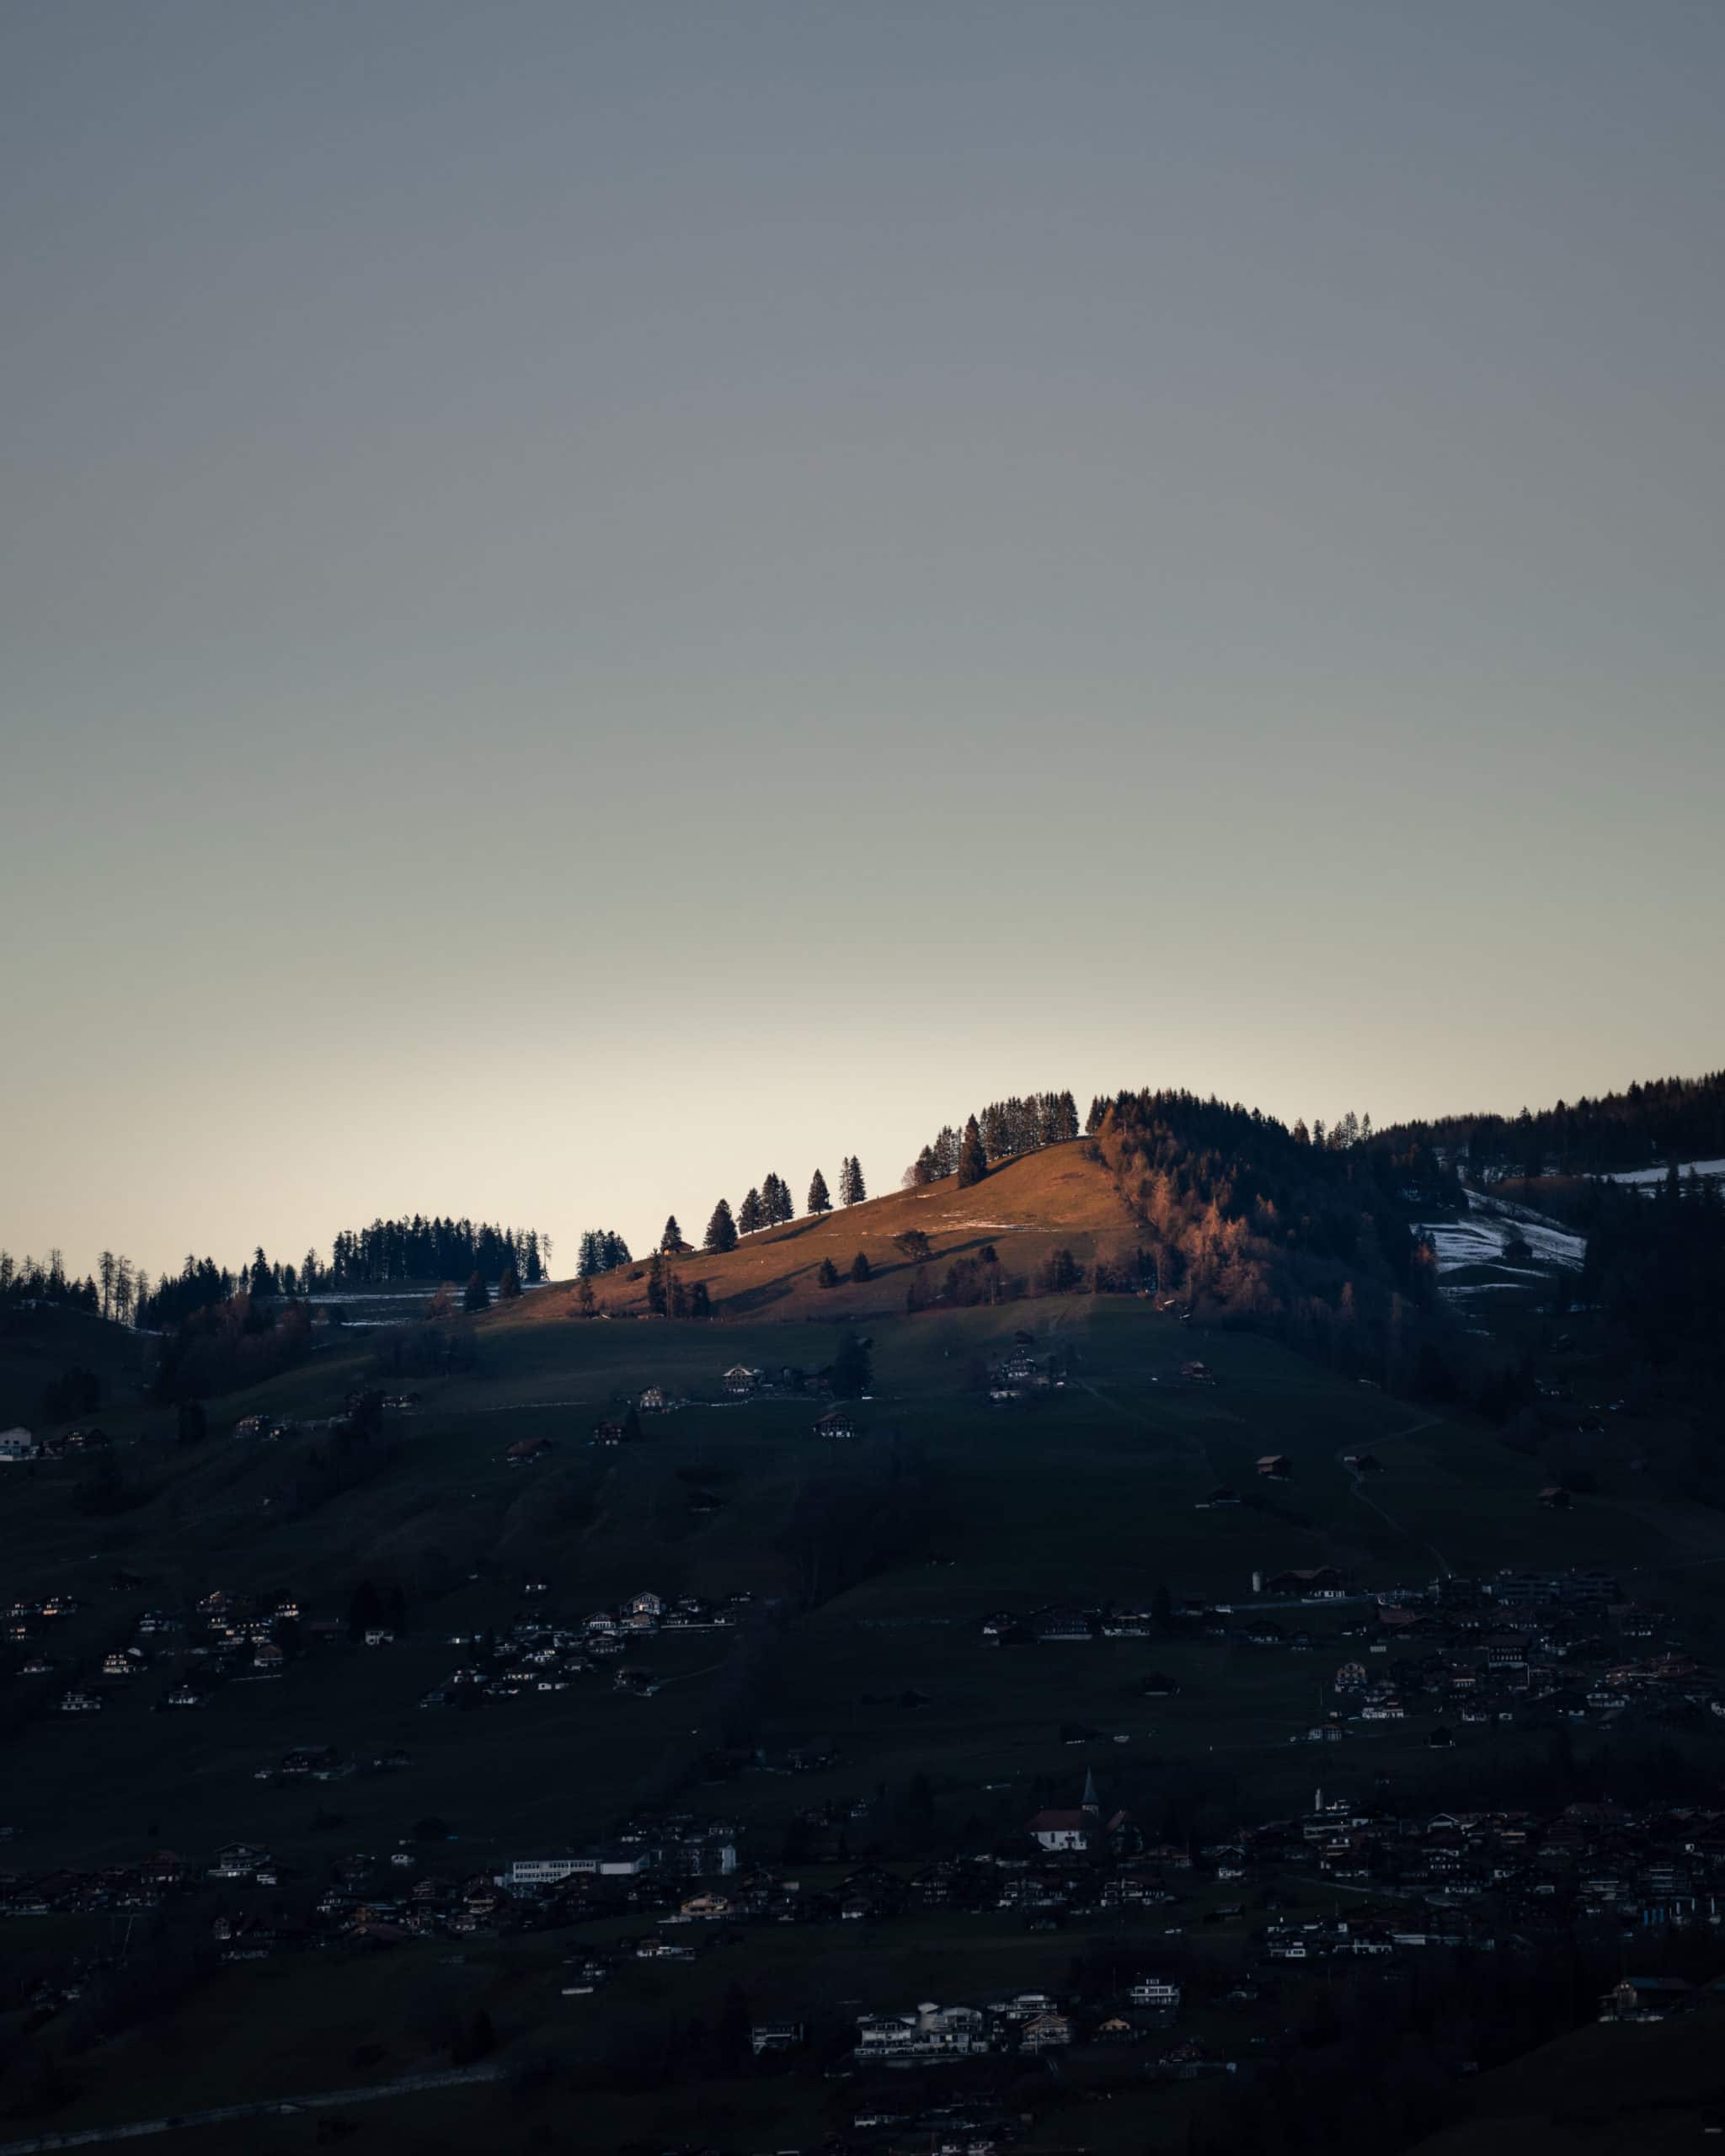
[{"x1": 0, "y1": 1428, "x2": 38, "y2": 1462}]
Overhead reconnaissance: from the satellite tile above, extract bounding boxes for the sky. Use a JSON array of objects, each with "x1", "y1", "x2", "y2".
[{"x1": 3, "y1": 0, "x2": 1722, "y2": 1282}]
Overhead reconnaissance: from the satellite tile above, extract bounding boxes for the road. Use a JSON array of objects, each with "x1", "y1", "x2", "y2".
[{"x1": 0, "y1": 2065, "x2": 505, "y2": 2155}]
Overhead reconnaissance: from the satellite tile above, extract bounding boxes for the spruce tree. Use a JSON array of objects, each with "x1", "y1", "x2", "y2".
[
  {"x1": 807, "y1": 1168, "x2": 832, "y2": 1215},
  {"x1": 497, "y1": 1264, "x2": 521, "y2": 1300},
  {"x1": 660, "y1": 1215, "x2": 683, "y2": 1251},
  {"x1": 817, "y1": 1257, "x2": 841, "y2": 1289},
  {"x1": 689, "y1": 1280, "x2": 711, "y2": 1319},
  {"x1": 840, "y1": 1155, "x2": 867, "y2": 1206},
  {"x1": 849, "y1": 1251, "x2": 872, "y2": 1283},
  {"x1": 738, "y1": 1187, "x2": 764, "y2": 1235},
  {"x1": 646, "y1": 1251, "x2": 667, "y2": 1316},
  {"x1": 957, "y1": 1116, "x2": 988, "y2": 1188},
  {"x1": 462, "y1": 1273, "x2": 489, "y2": 1313},
  {"x1": 704, "y1": 1200, "x2": 738, "y2": 1254}
]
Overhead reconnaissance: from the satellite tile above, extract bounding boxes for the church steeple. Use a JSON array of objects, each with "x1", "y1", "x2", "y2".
[{"x1": 1081, "y1": 1769, "x2": 1100, "y2": 1817}]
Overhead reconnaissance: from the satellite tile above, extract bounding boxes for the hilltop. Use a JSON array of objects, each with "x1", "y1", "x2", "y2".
[{"x1": 555, "y1": 1139, "x2": 1139, "y2": 1324}]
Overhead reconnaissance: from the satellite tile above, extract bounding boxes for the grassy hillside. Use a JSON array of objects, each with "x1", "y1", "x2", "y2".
[
  {"x1": 0, "y1": 1302, "x2": 146, "y2": 1431},
  {"x1": 565, "y1": 1139, "x2": 1138, "y2": 1321}
]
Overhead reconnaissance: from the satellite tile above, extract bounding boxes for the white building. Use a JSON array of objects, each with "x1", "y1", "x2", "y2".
[
  {"x1": 0, "y1": 1428, "x2": 39, "y2": 1462},
  {"x1": 856, "y1": 2002, "x2": 986, "y2": 2061}
]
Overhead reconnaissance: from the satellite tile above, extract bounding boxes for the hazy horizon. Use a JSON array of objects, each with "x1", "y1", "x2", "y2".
[{"x1": 5, "y1": 2, "x2": 1722, "y2": 1282}]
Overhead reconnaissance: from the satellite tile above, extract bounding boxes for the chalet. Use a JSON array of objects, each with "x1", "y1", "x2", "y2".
[
  {"x1": 1095, "y1": 2015, "x2": 1142, "y2": 2042},
  {"x1": 813, "y1": 1407, "x2": 857, "y2": 1439},
  {"x1": 1034, "y1": 1608, "x2": 1093, "y2": 1642},
  {"x1": 1130, "y1": 1976, "x2": 1182, "y2": 2009},
  {"x1": 722, "y1": 1365, "x2": 762, "y2": 1397},
  {"x1": 1180, "y1": 1361, "x2": 1215, "y2": 1384},
  {"x1": 0, "y1": 1428, "x2": 39, "y2": 1463},
  {"x1": 638, "y1": 1387, "x2": 669, "y2": 1412},
  {"x1": 1599, "y1": 1976, "x2": 1694, "y2": 2023},
  {"x1": 505, "y1": 1437, "x2": 552, "y2": 1465},
  {"x1": 1020, "y1": 2009, "x2": 1074, "y2": 2052},
  {"x1": 1257, "y1": 1454, "x2": 1293, "y2": 1480},
  {"x1": 750, "y1": 2020, "x2": 804, "y2": 2055},
  {"x1": 593, "y1": 1422, "x2": 628, "y2": 1445},
  {"x1": 1334, "y1": 1662, "x2": 1369, "y2": 1692},
  {"x1": 1540, "y1": 1486, "x2": 1573, "y2": 1511}
]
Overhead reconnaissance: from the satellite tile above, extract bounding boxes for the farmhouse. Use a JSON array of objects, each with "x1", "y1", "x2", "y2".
[
  {"x1": 813, "y1": 1407, "x2": 856, "y2": 1439},
  {"x1": 505, "y1": 1437, "x2": 552, "y2": 1465},
  {"x1": 1257, "y1": 1454, "x2": 1293, "y2": 1480},
  {"x1": 722, "y1": 1365, "x2": 762, "y2": 1397},
  {"x1": 0, "y1": 1428, "x2": 39, "y2": 1462}
]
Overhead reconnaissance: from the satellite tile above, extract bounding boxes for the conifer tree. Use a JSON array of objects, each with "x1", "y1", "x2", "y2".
[
  {"x1": 660, "y1": 1215, "x2": 683, "y2": 1252},
  {"x1": 646, "y1": 1251, "x2": 667, "y2": 1316},
  {"x1": 807, "y1": 1168, "x2": 831, "y2": 1215},
  {"x1": 817, "y1": 1257, "x2": 841, "y2": 1289},
  {"x1": 576, "y1": 1276, "x2": 596, "y2": 1317},
  {"x1": 957, "y1": 1116, "x2": 988, "y2": 1188},
  {"x1": 704, "y1": 1200, "x2": 738, "y2": 1254},
  {"x1": 849, "y1": 1251, "x2": 872, "y2": 1283},
  {"x1": 689, "y1": 1280, "x2": 711, "y2": 1319},
  {"x1": 840, "y1": 1155, "x2": 867, "y2": 1206},
  {"x1": 462, "y1": 1273, "x2": 489, "y2": 1313},
  {"x1": 738, "y1": 1187, "x2": 764, "y2": 1235},
  {"x1": 497, "y1": 1264, "x2": 521, "y2": 1300}
]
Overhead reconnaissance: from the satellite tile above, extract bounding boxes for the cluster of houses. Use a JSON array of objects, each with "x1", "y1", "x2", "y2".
[
  {"x1": 985, "y1": 1334, "x2": 1064, "y2": 1403},
  {"x1": 0, "y1": 1424, "x2": 111, "y2": 1463},
  {"x1": 853, "y1": 1982, "x2": 1202, "y2": 2067},
  {"x1": 417, "y1": 1588, "x2": 748, "y2": 1711},
  {"x1": 10, "y1": 1585, "x2": 360, "y2": 1718},
  {"x1": 977, "y1": 1565, "x2": 1716, "y2": 1748}
]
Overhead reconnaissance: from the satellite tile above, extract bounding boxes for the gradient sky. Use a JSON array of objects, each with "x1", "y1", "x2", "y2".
[{"x1": 3, "y1": 1, "x2": 1722, "y2": 1281}]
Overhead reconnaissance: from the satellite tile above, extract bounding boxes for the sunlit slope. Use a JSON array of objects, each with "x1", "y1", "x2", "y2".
[{"x1": 526, "y1": 1139, "x2": 1139, "y2": 1323}]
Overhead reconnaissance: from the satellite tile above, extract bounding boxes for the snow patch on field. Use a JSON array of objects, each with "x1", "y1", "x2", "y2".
[
  {"x1": 1413, "y1": 1190, "x2": 1585, "y2": 1279},
  {"x1": 1596, "y1": 1158, "x2": 1725, "y2": 1189}
]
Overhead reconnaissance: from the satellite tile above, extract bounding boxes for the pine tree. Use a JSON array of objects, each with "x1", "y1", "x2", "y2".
[
  {"x1": 817, "y1": 1257, "x2": 841, "y2": 1289},
  {"x1": 462, "y1": 1273, "x2": 489, "y2": 1313},
  {"x1": 646, "y1": 1251, "x2": 668, "y2": 1316},
  {"x1": 807, "y1": 1168, "x2": 831, "y2": 1215},
  {"x1": 957, "y1": 1116, "x2": 988, "y2": 1188},
  {"x1": 660, "y1": 1215, "x2": 683, "y2": 1251},
  {"x1": 576, "y1": 1276, "x2": 596, "y2": 1318},
  {"x1": 841, "y1": 1155, "x2": 867, "y2": 1206},
  {"x1": 849, "y1": 1251, "x2": 872, "y2": 1283},
  {"x1": 497, "y1": 1264, "x2": 521, "y2": 1300},
  {"x1": 704, "y1": 1200, "x2": 738, "y2": 1254},
  {"x1": 689, "y1": 1280, "x2": 711, "y2": 1319},
  {"x1": 738, "y1": 1187, "x2": 764, "y2": 1235}
]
